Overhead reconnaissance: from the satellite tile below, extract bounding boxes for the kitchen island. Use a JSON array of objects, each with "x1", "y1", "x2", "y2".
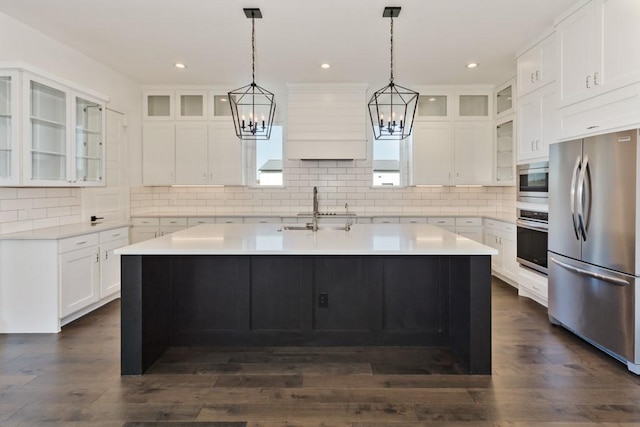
[{"x1": 116, "y1": 223, "x2": 497, "y2": 375}]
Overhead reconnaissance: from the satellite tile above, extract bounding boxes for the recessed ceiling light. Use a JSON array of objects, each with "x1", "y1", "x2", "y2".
[
  {"x1": 321, "y1": 63, "x2": 331, "y2": 69},
  {"x1": 174, "y1": 63, "x2": 187, "y2": 69},
  {"x1": 466, "y1": 62, "x2": 479, "y2": 69}
]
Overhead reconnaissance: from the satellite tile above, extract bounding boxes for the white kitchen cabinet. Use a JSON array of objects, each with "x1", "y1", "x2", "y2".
[
  {"x1": 208, "y1": 121, "x2": 244, "y2": 185},
  {"x1": 454, "y1": 121, "x2": 494, "y2": 184},
  {"x1": 215, "y1": 217, "x2": 243, "y2": 224},
  {"x1": 372, "y1": 217, "x2": 400, "y2": 224},
  {"x1": 518, "y1": 265, "x2": 548, "y2": 307},
  {"x1": 484, "y1": 219, "x2": 517, "y2": 287},
  {"x1": 495, "y1": 79, "x2": 515, "y2": 119},
  {"x1": 455, "y1": 217, "x2": 483, "y2": 242},
  {"x1": 175, "y1": 90, "x2": 207, "y2": 121},
  {"x1": 416, "y1": 92, "x2": 452, "y2": 121},
  {"x1": 411, "y1": 122, "x2": 454, "y2": 185},
  {"x1": 22, "y1": 73, "x2": 106, "y2": 187},
  {"x1": 495, "y1": 117, "x2": 515, "y2": 184},
  {"x1": 60, "y1": 244, "x2": 100, "y2": 318},
  {"x1": 143, "y1": 90, "x2": 174, "y2": 120},
  {"x1": 411, "y1": 121, "x2": 493, "y2": 185},
  {"x1": 187, "y1": 217, "x2": 217, "y2": 227},
  {"x1": 455, "y1": 91, "x2": 492, "y2": 121},
  {"x1": 142, "y1": 122, "x2": 175, "y2": 185},
  {"x1": 130, "y1": 217, "x2": 186, "y2": 243},
  {"x1": 556, "y1": 0, "x2": 640, "y2": 108},
  {"x1": 160, "y1": 217, "x2": 187, "y2": 234},
  {"x1": 175, "y1": 122, "x2": 208, "y2": 184},
  {"x1": 0, "y1": 224, "x2": 128, "y2": 333},
  {"x1": 399, "y1": 217, "x2": 428, "y2": 224},
  {"x1": 428, "y1": 217, "x2": 455, "y2": 232},
  {"x1": 517, "y1": 84, "x2": 557, "y2": 163},
  {"x1": 0, "y1": 71, "x2": 20, "y2": 185},
  {"x1": 99, "y1": 228, "x2": 129, "y2": 298},
  {"x1": 517, "y1": 32, "x2": 557, "y2": 97}
]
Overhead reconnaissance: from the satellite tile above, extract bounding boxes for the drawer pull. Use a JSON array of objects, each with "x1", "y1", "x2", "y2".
[
  {"x1": 111, "y1": 233, "x2": 121, "y2": 237},
  {"x1": 75, "y1": 241, "x2": 87, "y2": 245}
]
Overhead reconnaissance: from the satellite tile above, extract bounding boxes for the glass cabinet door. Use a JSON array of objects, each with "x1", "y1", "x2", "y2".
[
  {"x1": 176, "y1": 91, "x2": 207, "y2": 120},
  {"x1": 28, "y1": 79, "x2": 68, "y2": 183},
  {"x1": 75, "y1": 96, "x2": 103, "y2": 183},
  {"x1": 496, "y1": 85, "x2": 513, "y2": 116},
  {"x1": 0, "y1": 72, "x2": 19, "y2": 185},
  {"x1": 496, "y1": 119, "x2": 514, "y2": 183}
]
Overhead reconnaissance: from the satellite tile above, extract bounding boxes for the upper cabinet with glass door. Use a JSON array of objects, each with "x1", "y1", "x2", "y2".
[
  {"x1": 455, "y1": 89, "x2": 493, "y2": 121},
  {"x1": 0, "y1": 71, "x2": 20, "y2": 185},
  {"x1": 210, "y1": 91, "x2": 234, "y2": 119},
  {"x1": 495, "y1": 79, "x2": 515, "y2": 119},
  {"x1": 74, "y1": 95, "x2": 105, "y2": 185},
  {"x1": 415, "y1": 91, "x2": 453, "y2": 121},
  {"x1": 176, "y1": 90, "x2": 207, "y2": 121},
  {"x1": 143, "y1": 90, "x2": 174, "y2": 120},
  {"x1": 23, "y1": 75, "x2": 69, "y2": 186},
  {"x1": 22, "y1": 72, "x2": 106, "y2": 187}
]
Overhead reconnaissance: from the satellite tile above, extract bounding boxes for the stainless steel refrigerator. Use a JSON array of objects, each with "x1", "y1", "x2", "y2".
[{"x1": 548, "y1": 129, "x2": 639, "y2": 374}]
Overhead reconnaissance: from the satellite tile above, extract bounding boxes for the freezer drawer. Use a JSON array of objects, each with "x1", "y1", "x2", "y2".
[{"x1": 548, "y1": 252, "x2": 636, "y2": 362}]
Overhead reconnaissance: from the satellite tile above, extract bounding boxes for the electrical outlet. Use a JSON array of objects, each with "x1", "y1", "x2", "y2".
[{"x1": 318, "y1": 292, "x2": 329, "y2": 308}]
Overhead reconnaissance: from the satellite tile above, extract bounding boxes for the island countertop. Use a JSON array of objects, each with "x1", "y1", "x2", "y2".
[{"x1": 115, "y1": 223, "x2": 497, "y2": 256}]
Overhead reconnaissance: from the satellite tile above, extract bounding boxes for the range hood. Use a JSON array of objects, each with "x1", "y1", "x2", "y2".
[{"x1": 286, "y1": 83, "x2": 368, "y2": 160}]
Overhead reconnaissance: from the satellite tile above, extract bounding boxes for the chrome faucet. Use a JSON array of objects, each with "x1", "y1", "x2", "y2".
[
  {"x1": 310, "y1": 186, "x2": 319, "y2": 231},
  {"x1": 344, "y1": 203, "x2": 353, "y2": 231}
]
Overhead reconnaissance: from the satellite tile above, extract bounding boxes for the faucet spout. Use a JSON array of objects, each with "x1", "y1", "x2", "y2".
[{"x1": 311, "y1": 186, "x2": 319, "y2": 232}]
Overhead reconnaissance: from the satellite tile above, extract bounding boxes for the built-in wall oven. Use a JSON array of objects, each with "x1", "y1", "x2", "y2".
[
  {"x1": 517, "y1": 162, "x2": 549, "y2": 203},
  {"x1": 517, "y1": 209, "x2": 548, "y2": 275}
]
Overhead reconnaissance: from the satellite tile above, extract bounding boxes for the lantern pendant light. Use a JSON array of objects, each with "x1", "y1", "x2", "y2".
[
  {"x1": 368, "y1": 7, "x2": 418, "y2": 140},
  {"x1": 228, "y1": 8, "x2": 276, "y2": 140}
]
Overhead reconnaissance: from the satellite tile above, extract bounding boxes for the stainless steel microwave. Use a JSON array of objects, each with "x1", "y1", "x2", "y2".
[{"x1": 517, "y1": 162, "x2": 549, "y2": 203}]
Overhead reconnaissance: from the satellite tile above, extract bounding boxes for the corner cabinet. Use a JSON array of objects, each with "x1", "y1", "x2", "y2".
[{"x1": 0, "y1": 67, "x2": 107, "y2": 187}]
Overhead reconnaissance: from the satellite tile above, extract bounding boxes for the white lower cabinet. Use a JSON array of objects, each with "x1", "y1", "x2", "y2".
[
  {"x1": 455, "y1": 217, "x2": 483, "y2": 242},
  {"x1": 517, "y1": 265, "x2": 548, "y2": 307},
  {"x1": 484, "y1": 219, "x2": 518, "y2": 287},
  {"x1": 0, "y1": 225, "x2": 129, "y2": 333},
  {"x1": 60, "y1": 245, "x2": 100, "y2": 318}
]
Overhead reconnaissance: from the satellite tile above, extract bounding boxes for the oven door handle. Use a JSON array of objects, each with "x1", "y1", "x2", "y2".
[
  {"x1": 570, "y1": 156, "x2": 581, "y2": 240},
  {"x1": 549, "y1": 257, "x2": 629, "y2": 286},
  {"x1": 516, "y1": 219, "x2": 548, "y2": 232}
]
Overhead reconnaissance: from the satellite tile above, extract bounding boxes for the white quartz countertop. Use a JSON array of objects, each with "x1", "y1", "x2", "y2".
[
  {"x1": 0, "y1": 221, "x2": 130, "y2": 240},
  {"x1": 115, "y1": 223, "x2": 498, "y2": 256}
]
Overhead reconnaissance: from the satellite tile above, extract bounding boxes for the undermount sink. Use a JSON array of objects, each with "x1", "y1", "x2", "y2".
[{"x1": 280, "y1": 224, "x2": 350, "y2": 232}]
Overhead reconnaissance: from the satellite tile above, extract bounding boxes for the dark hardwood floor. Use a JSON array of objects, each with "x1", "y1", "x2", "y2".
[{"x1": 2, "y1": 278, "x2": 640, "y2": 426}]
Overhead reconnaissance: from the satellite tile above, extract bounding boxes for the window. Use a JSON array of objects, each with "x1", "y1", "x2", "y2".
[
  {"x1": 372, "y1": 137, "x2": 408, "y2": 186},
  {"x1": 247, "y1": 125, "x2": 283, "y2": 186}
]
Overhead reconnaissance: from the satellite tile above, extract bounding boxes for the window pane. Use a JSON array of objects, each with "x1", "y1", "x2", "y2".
[
  {"x1": 372, "y1": 138, "x2": 401, "y2": 186},
  {"x1": 256, "y1": 125, "x2": 283, "y2": 186}
]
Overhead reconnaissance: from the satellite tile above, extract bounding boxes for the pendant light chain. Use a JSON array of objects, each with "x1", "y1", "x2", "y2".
[
  {"x1": 389, "y1": 15, "x2": 394, "y2": 84},
  {"x1": 251, "y1": 15, "x2": 256, "y2": 84}
]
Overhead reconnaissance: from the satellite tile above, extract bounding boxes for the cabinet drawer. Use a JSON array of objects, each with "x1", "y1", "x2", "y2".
[
  {"x1": 399, "y1": 217, "x2": 427, "y2": 224},
  {"x1": 131, "y1": 217, "x2": 159, "y2": 227},
  {"x1": 160, "y1": 217, "x2": 187, "y2": 227},
  {"x1": 455, "y1": 217, "x2": 482, "y2": 227},
  {"x1": 243, "y1": 217, "x2": 281, "y2": 224},
  {"x1": 187, "y1": 217, "x2": 216, "y2": 226},
  {"x1": 428, "y1": 217, "x2": 455, "y2": 227},
  {"x1": 215, "y1": 217, "x2": 243, "y2": 224},
  {"x1": 59, "y1": 233, "x2": 99, "y2": 254},
  {"x1": 372, "y1": 217, "x2": 400, "y2": 224},
  {"x1": 99, "y1": 227, "x2": 129, "y2": 244}
]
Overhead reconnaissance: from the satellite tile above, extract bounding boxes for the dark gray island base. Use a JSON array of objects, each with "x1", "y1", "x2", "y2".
[{"x1": 121, "y1": 254, "x2": 491, "y2": 375}]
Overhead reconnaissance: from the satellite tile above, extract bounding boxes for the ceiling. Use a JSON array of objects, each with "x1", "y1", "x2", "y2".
[{"x1": 0, "y1": 0, "x2": 577, "y2": 88}]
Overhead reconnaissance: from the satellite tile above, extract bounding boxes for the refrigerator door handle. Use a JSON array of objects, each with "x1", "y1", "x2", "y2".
[
  {"x1": 577, "y1": 155, "x2": 589, "y2": 241},
  {"x1": 550, "y1": 257, "x2": 630, "y2": 286},
  {"x1": 570, "y1": 156, "x2": 581, "y2": 240}
]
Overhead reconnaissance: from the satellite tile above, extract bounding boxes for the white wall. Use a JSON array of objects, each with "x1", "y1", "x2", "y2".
[{"x1": 0, "y1": 11, "x2": 140, "y2": 233}]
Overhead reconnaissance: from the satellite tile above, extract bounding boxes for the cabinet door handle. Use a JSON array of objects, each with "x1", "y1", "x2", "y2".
[
  {"x1": 586, "y1": 75, "x2": 591, "y2": 89},
  {"x1": 105, "y1": 251, "x2": 109, "y2": 260},
  {"x1": 531, "y1": 140, "x2": 535, "y2": 151},
  {"x1": 535, "y1": 140, "x2": 540, "y2": 150},
  {"x1": 530, "y1": 73, "x2": 535, "y2": 83},
  {"x1": 95, "y1": 253, "x2": 100, "y2": 263},
  {"x1": 594, "y1": 72, "x2": 599, "y2": 85},
  {"x1": 535, "y1": 70, "x2": 540, "y2": 81}
]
